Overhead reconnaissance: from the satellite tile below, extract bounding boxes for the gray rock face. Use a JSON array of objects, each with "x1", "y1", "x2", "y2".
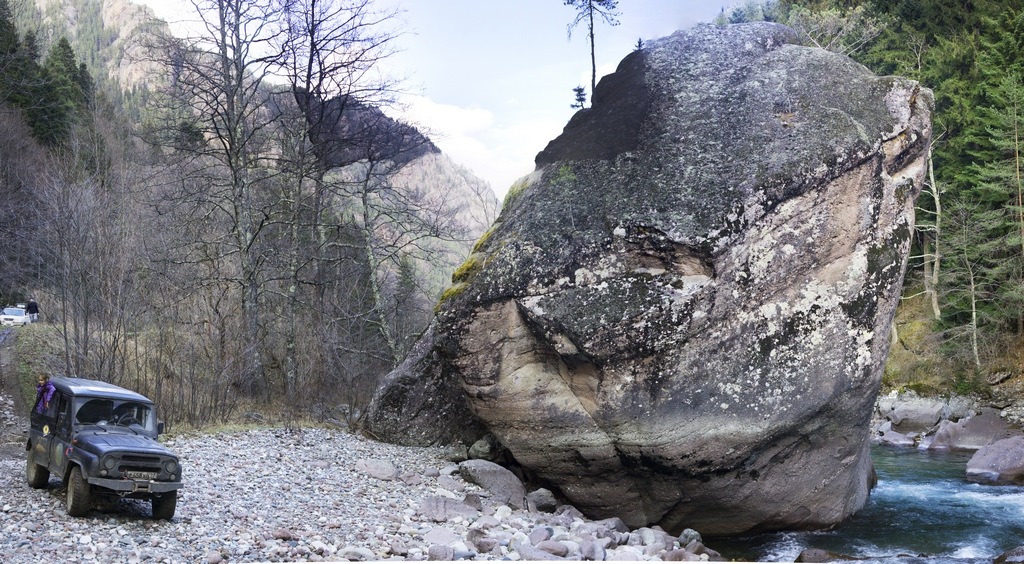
[
  {"x1": 996, "y1": 545, "x2": 1024, "y2": 563},
  {"x1": 366, "y1": 22, "x2": 931, "y2": 536}
]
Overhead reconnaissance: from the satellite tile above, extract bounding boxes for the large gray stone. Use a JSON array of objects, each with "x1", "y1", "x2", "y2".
[
  {"x1": 876, "y1": 390, "x2": 963, "y2": 433},
  {"x1": 354, "y1": 458, "x2": 398, "y2": 481},
  {"x1": 366, "y1": 22, "x2": 931, "y2": 535},
  {"x1": 417, "y1": 496, "x2": 480, "y2": 522},
  {"x1": 922, "y1": 408, "x2": 1020, "y2": 450},
  {"x1": 967, "y1": 436, "x2": 1024, "y2": 485},
  {"x1": 458, "y1": 459, "x2": 527, "y2": 510}
]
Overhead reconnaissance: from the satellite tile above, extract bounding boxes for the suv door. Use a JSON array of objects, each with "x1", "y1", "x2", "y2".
[
  {"x1": 47, "y1": 393, "x2": 73, "y2": 475},
  {"x1": 28, "y1": 392, "x2": 61, "y2": 468}
]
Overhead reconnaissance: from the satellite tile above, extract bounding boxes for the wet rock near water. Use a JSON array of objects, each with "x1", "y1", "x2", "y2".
[
  {"x1": 997, "y1": 545, "x2": 1024, "y2": 563},
  {"x1": 0, "y1": 391, "x2": 721, "y2": 562},
  {"x1": 872, "y1": 390, "x2": 1024, "y2": 487},
  {"x1": 967, "y1": 436, "x2": 1024, "y2": 485},
  {"x1": 875, "y1": 390, "x2": 975, "y2": 434},
  {"x1": 872, "y1": 390, "x2": 1023, "y2": 451},
  {"x1": 795, "y1": 547, "x2": 858, "y2": 562}
]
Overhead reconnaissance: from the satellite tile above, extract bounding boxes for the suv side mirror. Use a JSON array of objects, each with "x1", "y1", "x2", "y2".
[{"x1": 157, "y1": 420, "x2": 165, "y2": 435}]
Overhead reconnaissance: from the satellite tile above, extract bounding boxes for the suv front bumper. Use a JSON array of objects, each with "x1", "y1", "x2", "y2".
[{"x1": 88, "y1": 477, "x2": 182, "y2": 493}]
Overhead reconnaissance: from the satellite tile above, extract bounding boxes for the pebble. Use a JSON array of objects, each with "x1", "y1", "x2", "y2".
[{"x1": 0, "y1": 387, "x2": 722, "y2": 561}]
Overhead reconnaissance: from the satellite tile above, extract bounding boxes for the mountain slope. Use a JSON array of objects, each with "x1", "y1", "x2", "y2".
[
  {"x1": 24, "y1": 0, "x2": 166, "y2": 90},
  {"x1": 23, "y1": 0, "x2": 501, "y2": 259}
]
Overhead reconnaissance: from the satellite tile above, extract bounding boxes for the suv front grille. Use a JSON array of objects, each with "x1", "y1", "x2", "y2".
[{"x1": 118, "y1": 454, "x2": 163, "y2": 474}]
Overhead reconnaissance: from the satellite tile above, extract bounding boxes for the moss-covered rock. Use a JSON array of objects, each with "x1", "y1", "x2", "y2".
[{"x1": 366, "y1": 22, "x2": 932, "y2": 537}]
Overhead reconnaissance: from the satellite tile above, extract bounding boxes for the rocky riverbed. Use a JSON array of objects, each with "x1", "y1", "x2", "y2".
[{"x1": 0, "y1": 389, "x2": 722, "y2": 562}]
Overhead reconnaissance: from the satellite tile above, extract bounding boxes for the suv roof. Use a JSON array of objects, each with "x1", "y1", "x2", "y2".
[{"x1": 49, "y1": 377, "x2": 153, "y2": 403}]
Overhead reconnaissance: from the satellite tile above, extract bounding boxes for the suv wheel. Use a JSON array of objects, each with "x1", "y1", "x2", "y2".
[
  {"x1": 66, "y1": 466, "x2": 92, "y2": 517},
  {"x1": 26, "y1": 450, "x2": 50, "y2": 489},
  {"x1": 152, "y1": 490, "x2": 177, "y2": 520}
]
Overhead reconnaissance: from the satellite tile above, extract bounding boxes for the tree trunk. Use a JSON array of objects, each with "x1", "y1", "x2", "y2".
[
  {"x1": 588, "y1": 0, "x2": 596, "y2": 98},
  {"x1": 966, "y1": 258, "x2": 980, "y2": 369},
  {"x1": 360, "y1": 178, "x2": 401, "y2": 366},
  {"x1": 927, "y1": 148, "x2": 941, "y2": 319},
  {"x1": 1013, "y1": 95, "x2": 1023, "y2": 333}
]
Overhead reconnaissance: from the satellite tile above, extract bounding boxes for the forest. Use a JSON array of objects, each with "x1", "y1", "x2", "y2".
[{"x1": 1, "y1": 0, "x2": 1022, "y2": 430}]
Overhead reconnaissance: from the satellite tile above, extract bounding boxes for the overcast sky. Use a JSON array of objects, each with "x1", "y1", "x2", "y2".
[{"x1": 135, "y1": 0, "x2": 727, "y2": 198}]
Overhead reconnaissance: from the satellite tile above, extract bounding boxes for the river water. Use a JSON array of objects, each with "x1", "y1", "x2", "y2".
[{"x1": 712, "y1": 446, "x2": 1024, "y2": 563}]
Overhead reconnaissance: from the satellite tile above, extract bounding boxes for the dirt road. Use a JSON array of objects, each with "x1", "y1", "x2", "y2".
[{"x1": 0, "y1": 327, "x2": 27, "y2": 462}]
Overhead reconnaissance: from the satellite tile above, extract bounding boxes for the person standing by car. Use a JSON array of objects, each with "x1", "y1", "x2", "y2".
[
  {"x1": 34, "y1": 375, "x2": 55, "y2": 414},
  {"x1": 26, "y1": 298, "x2": 39, "y2": 322}
]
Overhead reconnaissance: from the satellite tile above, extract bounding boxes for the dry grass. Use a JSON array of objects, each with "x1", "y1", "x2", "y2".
[
  {"x1": 884, "y1": 290, "x2": 950, "y2": 394},
  {"x1": 885, "y1": 286, "x2": 1024, "y2": 397}
]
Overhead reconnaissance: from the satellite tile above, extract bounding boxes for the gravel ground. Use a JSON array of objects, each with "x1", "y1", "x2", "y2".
[
  {"x1": 0, "y1": 395, "x2": 443, "y2": 561},
  {"x1": 0, "y1": 388, "x2": 721, "y2": 563}
]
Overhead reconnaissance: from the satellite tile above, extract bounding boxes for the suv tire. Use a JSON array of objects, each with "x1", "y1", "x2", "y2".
[
  {"x1": 26, "y1": 450, "x2": 50, "y2": 489},
  {"x1": 152, "y1": 490, "x2": 177, "y2": 520},
  {"x1": 66, "y1": 466, "x2": 92, "y2": 517}
]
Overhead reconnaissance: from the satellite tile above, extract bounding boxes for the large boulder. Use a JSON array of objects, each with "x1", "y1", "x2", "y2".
[{"x1": 366, "y1": 22, "x2": 931, "y2": 536}]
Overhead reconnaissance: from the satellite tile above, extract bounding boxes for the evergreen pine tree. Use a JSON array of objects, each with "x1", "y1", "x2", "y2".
[
  {"x1": 0, "y1": 0, "x2": 16, "y2": 56},
  {"x1": 33, "y1": 36, "x2": 89, "y2": 145},
  {"x1": 950, "y1": 72, "x2": 1024, "y2": 333},
  {"x1": 936, "y1": 8, "x2": 1024, "y2": 348},
  {"x1": 562, "y1": 0, "x2": 620, "y2": 101},
  {"x1": 9, "y1": 29, "x2": 40, "y2": 108},
  {"x1": 571, "y1": 85, "x2": 586, "y2": 109},
  {"x1": 0, "y1": 0, "x2": 21, "y2": 105}
]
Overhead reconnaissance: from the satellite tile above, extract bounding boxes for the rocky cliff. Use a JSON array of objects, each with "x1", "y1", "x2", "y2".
[
  {"x1": 366, "y1": 22, "x2": 932, "y2": 536},
  {"x1": 26, "y1": 0, "x2": 167, "y2": 89}
]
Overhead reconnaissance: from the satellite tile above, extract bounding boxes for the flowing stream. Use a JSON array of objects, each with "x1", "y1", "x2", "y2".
[{"x1": 711, "y1": 446, "x2": 1024, "y2": 563}]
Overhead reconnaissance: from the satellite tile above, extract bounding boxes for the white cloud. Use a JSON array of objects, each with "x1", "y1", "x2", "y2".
[
  {"x1": 391, "y1": 95, "x2": 564, "y2": 199},
  {"x1": 398, "y1": 95, "x2": 494, "y2": 136}
]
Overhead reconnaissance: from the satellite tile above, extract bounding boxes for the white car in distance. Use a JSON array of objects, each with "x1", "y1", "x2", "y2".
[{"x1": 1, "y1": 307, "x2": 32, "y2": 326}]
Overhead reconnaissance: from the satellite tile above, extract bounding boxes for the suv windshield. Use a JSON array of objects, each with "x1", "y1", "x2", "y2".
[{"x1": 73, "y1": 397, "x2": 156, "y2": 433}]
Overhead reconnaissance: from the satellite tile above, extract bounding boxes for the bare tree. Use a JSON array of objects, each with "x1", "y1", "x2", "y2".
[
  {"x1": 275, "y1": 0, "x2": 470, "y2": 421},
  {"x1": 9, "y1": 75, "x2": 140, "y2": 379},
  {"x1": 0, "y1": 106, "x2": 47, "y2": 301},
  {"x1": 149, "y1": 0, "x2": 287, "y2": 396},
  {"x1": 922, "y1": 147, "x2": 942, "y2": 319},
  {"x1": 907, "y1": 146, "x2": 943, "y2": 319},
  {"x1": 943, "y1": 201, "x2": 984, "y2": 371},
  {"x1": 563, "y1": 0, "x2": 619, "y2": 104},
  {"x1": 785, "y1": 5, "x2": 883, "y2": 57},
  {"x1": 132, "y1": 0, "x2": 477, "y2": 425},
  {"x1": 272, "y1": 0, "x2": 402, "y2": 412}
]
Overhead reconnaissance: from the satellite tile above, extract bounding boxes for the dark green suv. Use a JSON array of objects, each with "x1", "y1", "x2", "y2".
[{"x1": 26, "y1": 377, "x2": 182, "y2": 519}]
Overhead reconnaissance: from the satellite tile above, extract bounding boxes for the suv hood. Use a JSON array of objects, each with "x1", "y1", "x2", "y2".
[{"x1": 76, "y1": 430, "x2": 178, "y2": 458}]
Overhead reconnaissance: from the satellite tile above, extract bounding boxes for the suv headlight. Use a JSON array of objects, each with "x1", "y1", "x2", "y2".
[
  {"x1": 100, "y1": 456, "x2": 116, "y2": 476},
  {"x1": 164, "y1": 460, "x2": 178, "y2": 474}
]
